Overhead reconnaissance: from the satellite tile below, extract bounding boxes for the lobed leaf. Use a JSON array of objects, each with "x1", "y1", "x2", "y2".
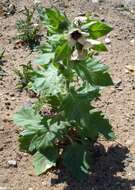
[
  {"x1": 73, "y1": 58, "x2": 113, "y2": 87},
  {"x1": 63, "y1": 143, "x2": 92, "y2": 180},
  {"x1": 13, "y1": 107, "x2": 43, "y2": 129},
  {"x1": 33, "y1": 147, "x2": 58, "y2": 175}
]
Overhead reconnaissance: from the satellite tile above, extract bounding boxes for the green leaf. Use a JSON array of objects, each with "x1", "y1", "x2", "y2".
[
  {"x1": 86, "y1": 39, "x2": 107, "y2": 52},
  {"x1": 63, "y1": 143, "x2": 92, "y2": 180},
  {"x1": 55, "y1": 41, "x2": 72, "y2": 62},
  {"x1": 81, "y1": 20, "x2": 112, "y2": 39},
  {"x1": 29, "y1": 131, "x2": 55, "y2": 152},
  {"x1": 33, "y1": 53, "x2": 55, "y2": 65},
  {"x1": 73, "y1": 58, "x2": 113, "y2": 87},
  {"x1": 32, "y1": 65, "x2": 66, "y2": 95},
  {"x1": 39, "y1": 7, "x2": 69, "y2": 34},
  {"x1": 88, "y1": 111, "x2": 115, "y2": 140},
  {"x1": 28, "y1": 120, "x2": 69, "y2": 152},
  {"x1": 13, "y1": 107, "x2": 43, "y2": 130},
  {"x1": 60, "y1": 87, "x2": 99, "y2": 122},
  {"x1": 33, "y1": 147, "x2": 58, "y2": 175},
  {"x1": 19, "y1": 130, "x2": 36, "y2": 152}
]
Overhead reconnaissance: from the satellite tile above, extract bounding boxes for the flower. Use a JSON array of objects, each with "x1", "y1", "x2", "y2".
[
  {"x1": 68, "y1": 29, "x2": 89, "y2": 47},
  {"x1": 73, "y1": 16, "x2": 87, "y2": 27}
]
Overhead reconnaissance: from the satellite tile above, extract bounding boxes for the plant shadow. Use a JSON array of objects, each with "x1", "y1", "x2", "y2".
[{"x1": 51, "y1": 144, "x2": 135, "y2": 190}]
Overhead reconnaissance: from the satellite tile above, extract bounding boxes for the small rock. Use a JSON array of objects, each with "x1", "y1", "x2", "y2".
[
  {"x1": 130, "y1": 39, "x2": 135, "y2": 45},
  {"x1": 28, "y1": 188, "x2": 33, "y2": 190},
  {"x1": 105, "y1": 37, "x2": 111, "y2": 44},
  {"x1": 7, "y1": 160, "x2": 17, "y2": 167},
  {"x1": 114, "y1": 79, "x2": 122, "y2": 89},
  {"x1": 11, "y1": 97, "x2": 15, "y2": 101}
]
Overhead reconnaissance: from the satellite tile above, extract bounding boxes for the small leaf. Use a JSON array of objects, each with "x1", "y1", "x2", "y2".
[
  {"x1": 55, "y1": 41, "x2": 72, "y2": 62},
  {"x1": 84, "y1": 39, "x2": 107, "y2": 52},
  {"x1": 89, "y1": 110, "x2": 115, "y2": 140},
  {"x1": 63, "y1": 143, "x2": 92, "y2": 180},
  {"x1": 19, "y1": 130, "x2": 36, "y2": 151},
  {"x1": 29, "y1": 132, "x2": 55, "y2": 152},
  {"x1": 33, "y1": 147, "x2": 58, "y2": 175}
]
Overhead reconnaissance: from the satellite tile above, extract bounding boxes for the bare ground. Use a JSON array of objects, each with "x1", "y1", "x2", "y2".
[{"x1": 0, "y1": 0, "x2": 135, "y2": 190}]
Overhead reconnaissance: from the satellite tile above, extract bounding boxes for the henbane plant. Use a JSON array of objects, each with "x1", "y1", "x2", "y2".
[{"x1": 13, "y1": 7, "x2": 115, "y2": 180}]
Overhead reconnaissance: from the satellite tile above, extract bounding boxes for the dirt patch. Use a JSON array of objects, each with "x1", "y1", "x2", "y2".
[{"x1": 0, "y1": 0, "x2": 135, "y2": 189}]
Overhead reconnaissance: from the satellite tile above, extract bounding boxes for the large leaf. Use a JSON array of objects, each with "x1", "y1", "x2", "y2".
[
  {"x1": 29, "y1": 121, "x2": 69, "y2": 152},
  {"x1": 33, "y1": 53, "x2": 55, "y2": 65},
  {"x1": 32, "y1": 65, "x2": 66, "y2": 95},
  {"x1": 73, "y1": 58, "x2": 113, "y2": 87},
  {"x1": 33, "y1": 147, "x2": 58, "y2": 175},
  {"x1": 63, "y1": 143, "x2": 92, "y2": 180},
  {"x1": 81, "y1": 20, "x2": 112, "y2": 39},
  {"x1": 60, "y1": 87, "x2": 99, "y2": 122},
  {"x1": 13, "y1": 107, "x2": 43, "y2": 130},
  {"x1": 39, "y1": 7, "x2": 70, "y2": 34}
]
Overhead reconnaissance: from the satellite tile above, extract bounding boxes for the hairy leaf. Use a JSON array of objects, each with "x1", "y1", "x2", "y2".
[
  {"x1": 39, "y1": 7, "x2": 70, "y2": 34},
  {"x1": 60, "y1": 88, "x2": 99, "y2": 122},
  {"x1": 13, "y1": 107, "x2": 43, "y2": 129},
  {"x1": 32, "y1": 65, "x2": 66, "y2": 95},
  {"x1": 73, "y1": 58, "x2": 113, "y2": 86}
]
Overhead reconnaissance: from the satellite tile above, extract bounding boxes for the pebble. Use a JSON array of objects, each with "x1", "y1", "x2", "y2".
[
  {"x1": 105, "y1": 37, "x2": 111, "y2": 44},
  {"x1": 28, "y1": 188, "x2": 33, "y2": 190},
  {"x1": 130, "y1": 39, "x2": 135, "y2": 45},
  {"x1": 7, "y1": 160, "x2": 17, "y2": 167},
  {"x1": 115, "y1": 79, "x2": 122, "y2": 86}
]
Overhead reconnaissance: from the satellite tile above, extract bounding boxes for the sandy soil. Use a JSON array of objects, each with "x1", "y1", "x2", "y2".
[{"x1": 0, "y1": 0, "x2": 135, "y2": 190}]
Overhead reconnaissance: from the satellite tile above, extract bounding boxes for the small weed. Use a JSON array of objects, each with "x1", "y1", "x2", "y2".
[
  {"x1": 14, "y1": 62, "x2": 35, "y2": 90},
  {"x1": 16, "y1": 6, "x2": 40, "y2": 49}
]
